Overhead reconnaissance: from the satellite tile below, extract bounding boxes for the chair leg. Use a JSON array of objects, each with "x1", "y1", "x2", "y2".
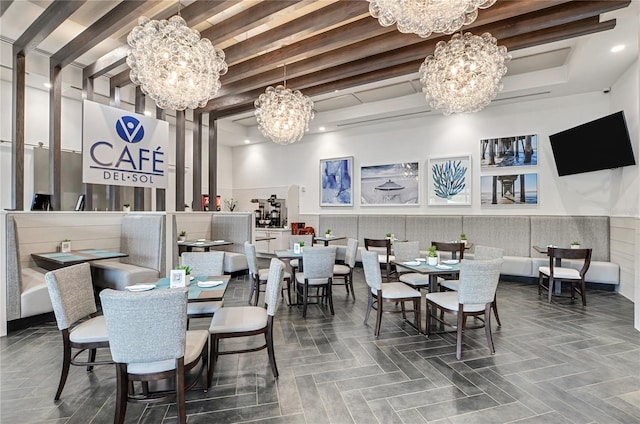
[
  {"x1": 284, "y1": 277, "x2": 292, "y2": 306},
  {"x1": 400, "y1": 301, "x2": 407, "y2": 320},
  {"x1": 456, "y1": 307, "x2": 465, "y2": 360},
  {"x1": 375, "y1": 295, "x2": 383, "y2": 337},
  {"x1": 579, "y1": 280, "x2": 587, "y2": 306},
  {"x1": 114, "y1": 364, "x2": 129, "y2": 424},
  {"x1": 348, "y1": 271, "x2": 356, "y2": 301},
  {"x1": 266, "y1": 320, "x2": 279, "y2": 378},
  {"x1": 55, "y1": 333, "x2": 72, "y2": 401},
  {"x1": 87, "y1": 348, "x2": 96, "y2": 371},
  {"x1": 176, "y1": 358, "x2": 186, "y2": 424},
  {"x1": 425, "y1": 301, "x2": 432, "y2": 336},
  {"x1": 484, "y1": 305, "x2": 495, "y2": 355},
  {"x1": 414, "y1": 298, "x2": 422, "y2": 334},
  {"x1": 248, "y1": 275, "x2": 256, "y2": 305},
  {"x1": 302, "y1": 283, "x2": 309, "y2": 318},
  {"x1": 208, "y1": 335, "x2": 219, "y2": 386},
  {"x1": 202, "y1": 339, "x2": 210, "y2": 390},
  {"x1": 327, "y1": 281, "x2": 335, "y2": 315},
  {"x1": 253, "y1": 279, "x2": 261, "y2": 306},
  {"x1": 364, "y1": 290, "x2": 373, "y2": 324},
  {"x1": 548, "y1": 277, "x2": 554, "y2": 303},
  {"x1": 492, "y1": 295, "x2": 501, "y2": 327},
  {"x1": 538, "y1": 273, "x2": 544, "y2": 296}
]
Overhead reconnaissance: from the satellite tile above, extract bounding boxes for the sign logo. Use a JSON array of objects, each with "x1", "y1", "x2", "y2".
[{"x1": 116, "y1": 116, "x2": 145, "y2": 143}]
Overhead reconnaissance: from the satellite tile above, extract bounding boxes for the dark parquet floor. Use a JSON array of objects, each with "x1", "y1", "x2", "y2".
[{"x1": 2, "y1": 263, "x2": 639, "y2": 424}]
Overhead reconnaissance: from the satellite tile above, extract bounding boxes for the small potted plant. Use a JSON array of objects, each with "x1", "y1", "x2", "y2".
[
  {"x1": 427, "y1": 245, "x2": 438, "y2": 266},
  {"x1": 325, "y1": 229, "x2": 332, "y2": 237},
  {"x1": 460, "y1": 233, "x2": 467, "y2": 245},
  {"x1": 184, "y1": 204, "x2": 191, "y2": 212},
  {"x1": 570, "y1": 240, "x2": 581, "y2": 249},
  {"x1": 178, "y1": 230, "x2": 187, "y2": 242},
  {"x1": 60, "y1": 238, "x2": 72, "y2": 253},
  {"x1": 299, "y1": 241, "x2": 305, "y2": 253},
  {"x1": 123, "y1": 203, "x2": 131, "y2": 212},
  {"x1": 386, "y1": 232, "x2": 392, "y2": 240}
]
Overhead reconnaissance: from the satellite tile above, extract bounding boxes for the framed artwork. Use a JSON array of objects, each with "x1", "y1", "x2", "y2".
[
  {"x1": 480, "y1": 173, "x2": 538, "y2": 206},
  {"x1": 320, "y1": 156, "x2": 353, "y2": 206},
  {"x1": 480, "y1": 134, "x2": 538, "y2": 169},
  {"x1": 360, "y1": 162, "x2": 419, "y2": 206},
  {"x1": 428, "y1": 155, "x2": 471, "y2": 206}
]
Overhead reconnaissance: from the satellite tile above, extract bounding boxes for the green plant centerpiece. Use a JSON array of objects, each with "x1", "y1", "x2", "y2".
[
  {"x1": 386, "y1": 232, "x2": 392, "y2": 239},
  {"x1": 325, "y1": 229, "x2": 332, "y2": 235},
  {"x1": 427, "y1": 245, "x2": 438, "y2": 265},
  {"x1": 178, "y1": 230, "x2": 187, "y2": 242},
  {"x1": 176, "y1": 265, "x2": 191, "y2": 275},
  {"x1": 570, "y1": 240, "x2": 580, "y2": 248},
  {"x1": 460, "y1": 232, "x2": 467, "y2": 245}
]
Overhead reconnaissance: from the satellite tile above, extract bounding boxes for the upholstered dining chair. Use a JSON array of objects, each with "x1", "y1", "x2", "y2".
[
  {"x1": 208, "y1": 258, "x2": 285, "y2": 380},
  {"x1": 364, "y1": 238, "x2": 394, "y2": 281},
  {"x1": 439, "y1": 245, "x2": 504, "y2": 326},
  {"x1": 100, "y1": 288, "x2": 209, "y2": 424},
  {"x1": 425, "y1": 258, "x2": 503, "y2": 360},
  {"x1": 362, "y1": 251, "x2": 422, "y2": 337},
  {"x1": 44, "y1": 262, "x2": 112, "y2": 401},
  {"x1": 246, "y1": 242, "x2": 292, "y2": 305},
  {"x1": 288, "y1": 234, "x2": 314, "y2": 278},
  {"x1": 295, "y1": 247, "x2": 336, "y2": 318},
  {"x1": 393, "y1": 241, "x2": 431, "y2": 292},
  {"x1": 332, "y1": 238, "x2": 359, "y2": 300},
  {"x1": 538, "y1": 247, "x2": 592, "y2": 306},
  {"x1": 180, "y1": 251, "x2": 225, "y2": 320}
]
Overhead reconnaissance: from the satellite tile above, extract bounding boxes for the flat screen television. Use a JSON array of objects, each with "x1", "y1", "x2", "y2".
[
  {"x1": 31, "y1": 193, "x2": 53, "y2": 211},
  {"x1": 549, "y1": 111, "x2": 636, "y2": 176}
]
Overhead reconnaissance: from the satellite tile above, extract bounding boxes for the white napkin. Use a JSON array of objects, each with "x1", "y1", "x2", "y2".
[
  {"x1": 402, "y1": 261, "x2": 421, "y2": 266},
  {"x1": 198, "y1": 280, "x2": 224, "y2": 288},
  {"x1": 213, "y1": 240, "x2": 225, "y2": 243},
  {"x1": 435, "y1": 264, "x2": 452, "y2": 270},
  {"x1": 442, "y1": 259, "x2": 459, "y2": 265},
  {"x1": 125, "y1": 284, "x2": 155, "y2": 291}
]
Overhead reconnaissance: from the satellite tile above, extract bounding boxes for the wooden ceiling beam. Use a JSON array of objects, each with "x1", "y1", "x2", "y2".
[{"x1": 13, "y1": 1, "x2": 85, "y2": 53}]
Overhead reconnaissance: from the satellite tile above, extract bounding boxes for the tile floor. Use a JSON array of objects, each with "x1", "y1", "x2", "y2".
[{"x1": 2, "y1": 265, "x2": 639, "y2": 423}]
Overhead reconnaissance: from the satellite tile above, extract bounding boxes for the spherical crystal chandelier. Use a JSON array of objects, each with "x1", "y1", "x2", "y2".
[
  {"x1": 419, "y1": 32, "x2": 510, "y2": 115},
  {"x1": 368, "y1": 0, "x2": 496, "y2": 38},
  {"x1": 126, "y1": 15, "x2": 228, "y2": 111},
  {"x1": 254, "y1": 70, "x2": 315, "y2": 145}
]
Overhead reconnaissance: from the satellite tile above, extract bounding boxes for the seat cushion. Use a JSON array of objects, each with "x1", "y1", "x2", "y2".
[
  {"x1": 295, "y1": 273, "x2": 330, "y2": 286},
  {"x1": 376, "y1": 282, "x2": 421, "y2": 299},
  {"x1": 209, "y1": 306, "x2": 268, "y2": 334},
  {"x1": 539, "y1": 266, "x2": 581, "y2": 279},
  {"x1": 289, "y1": 259, "x2": 299, "y2": 268},
  {"x1": 439, "y1": 279, "x2": 460, "y2": 291},
  {"x1": 20, "y1": 268, "x2": 53, "y2": 318},
  {"x1": 426, "y1": 291, "x2": 486, "y2": 313},
  {"x1": 69, "y1": 315, "x2": 109, "y2": 344},
  {"x1": 259, "y1": 268, "x2": 291, "y2": 282},
  {"x1": 223, "y1": 252, "x2": 248, "y2": 273},
  {"x1": 128, "y1": 329, "x2": 208, "y2": 375},
  {"x1": 187, "y1": 300, "x2": 224, "y2": 316},
  {"x1": 399, "y1": 273, "x2": 430, "y2": 288},
  {"x1": 333, "y1": 264, "x2": 351, "y2": 276},
  {"x1": 90, "y1": 261, "x2": 160, "y2": 291}
]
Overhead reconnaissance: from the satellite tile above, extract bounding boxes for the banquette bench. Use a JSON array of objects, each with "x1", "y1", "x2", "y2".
[
  {"x1": 210, "y1": 212, "x2": 250, "y2": 275},
  {"x1": 317, "y1": 214, "x2": 620, "y2": 287}
]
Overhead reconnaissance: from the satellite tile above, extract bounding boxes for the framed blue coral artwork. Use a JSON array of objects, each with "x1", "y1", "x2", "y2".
[
  {"x1": 428, "y1": 155, "x2": 472, "y2": 206},
  {"x1": 320, "y1": 156, "x2": 353, "y2": 206}
]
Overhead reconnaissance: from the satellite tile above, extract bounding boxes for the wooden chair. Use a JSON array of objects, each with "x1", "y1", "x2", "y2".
[
  {"x1": 208, "y1": 259, "x2": 286, "y2": 380},
  {"x1": 295, "y1": 247, "x2": 336, "y2": 318},
  {"x1": 426, "y1": 258, "x2": 503, "y2": 360},
  {"x1": 180, "y1": 251, "x2": 225, "y2": 320},
  {"x1": 246, "y1": 242, "x2": 292, "y2": 305},
  {"x1": 100, "y1": 288, "x2": 209, "y2": 424},
  {"x1": 538, "y1": 247, "x2": 592, "y2": 306},
  {"x1": 364, "y1": 238, "x2": 394, "y2": 281},
  {"x1": 44, "y1": 263, "x2": 112, "y2": 400},
  {"x1": 393, "y1": 241, "x2": 431, "y2": 292},
  {"x1": 362, "y1": 251, "x2": 422, "y2": 337},
  {"x1": 332, "y1": 238, "x2": 359, "y2": 300},
  {"x1": 431, "y1": 241, "x2": 465, "y2": 260}
]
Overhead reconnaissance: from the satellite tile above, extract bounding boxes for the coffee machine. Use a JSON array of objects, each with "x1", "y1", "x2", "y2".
[{"x1": 251, "y1": 196, "x2": 287, "y2": 227}]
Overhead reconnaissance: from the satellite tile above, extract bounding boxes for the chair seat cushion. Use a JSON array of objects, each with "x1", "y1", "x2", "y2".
[
  {"x1": 128, "y1": 330, "x2": 208, "y2": 375},
  {"x1": 439, "y1": 279, "x2": 460, "y2": 291},
  {"x1": 426, "y1": 291, "x2": 486, "y2": 312},
  {"x1": 399, "y1": 273, "x2": 430, "y2": 287},
  {"x1": 187, "y1": 300, "x2": 224, "y2": 316},
  {"x1": 333, "y1": 264, "x2": 351, "y2": 275},
  {"x1": 20, "y1": 268, "x2": 52, "y2": 318},
  {"x1": 376, "y1": 282, "x2": 421, "y2": 299},
  {"x1": 258, "y1": 268, "x2": 291, "y2": 281},
  {"x1": 539, "y1": 266, "x2": 581, "y2": 279},
  {"x1": 209, "y1": 306, "x2": 267, "y2": 334},
  {"x1": 289, "y1": 259, "x2": 299, "y2": 268},
  {"x1": 295, "y1": 273, "x2": 331, "y2": 286},
  {"x1": 69, "y1": 315, "x2": 109, "y2": 344},
  {"x1": 223, "y1": 252, "x2": 248, "y2": 273},
  {"x1": 378, "y1": 254, "x2": 395, "y2": 264}
]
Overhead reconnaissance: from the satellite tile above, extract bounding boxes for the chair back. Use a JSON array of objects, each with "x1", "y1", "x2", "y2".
[
  {"x1": 458, "y1": 259, "x2": 503, "y2": 305},
  {"x1": 548, "y1": 247, "x2": 592, "y2": 276},
  {"x1": 364, "y1": 238, "x2": 391, "y2": 258},
  {"x1": 100, "y1": 288, "x2": 188, "y2": 365},
  {"x1": 45, "y1": 263, "x2": 97, "y2": 331},
  {"x1": 121, "y1": 214, "x2": 165, "y2": 272},
  {"x1": 432, "y1": 241, "x2": 465, "y2": 260},
  {"x1": 474, "y1": 245, "x2": 504, "y2": 260},
  {"x1": 362, "y1": 251, "x2": 382, "y2": 291},
  {"x1": 393, "y1": 241, "x2": 420, "y2": 260},
  {"x1": 289, "y1": 234, "x2": 314, "y2": 248},
  {"x1": 301, "y1": 247, "x2": 336, "y2": 279},
  {"x1": 244, "y1": 242, "x2": 259, "y2": 275},
  {"x1": 344, "y1": 238, "x2": 359, "y2": 268},
  {"x1": 265, "y1": 259, "x2": 286, "y2": 316},
  {"x1": 180, "y1": 251, "x2": 224, "y2": 276}
]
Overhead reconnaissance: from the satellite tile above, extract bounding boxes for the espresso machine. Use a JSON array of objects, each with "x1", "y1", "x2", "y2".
[{"x1": 251, "y1": 195, "x2": 286, "y2": 227}]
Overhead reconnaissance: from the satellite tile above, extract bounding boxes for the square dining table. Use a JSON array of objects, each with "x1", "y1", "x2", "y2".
[
  {"x1": 129, "y1": 275, "x2": 231, "y2": 303},
  {"x1": 31, "y1": 249, "x2": 128, "y2": 271},
  {"x1": 177, "y1": 239, "x2": 233, "y2": 254},
  {"x1": 391, "y1": 258, "x2": 461, "y2": 292},
  {"x1": 314, "y1": 235, "x2": 346, "y2": 246}
]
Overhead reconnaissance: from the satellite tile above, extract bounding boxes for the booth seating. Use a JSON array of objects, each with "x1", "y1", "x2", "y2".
[
  {"x1": 209, "y1": 213, "x2": 250, "y2": 275},
  {"x1": 91, "y1": 214, "x2": 166, "y2": 291},
  {"x1": 317, "y1": 214, "x2": 620, "y2": 287},
  {"x1": 5, "y1": 215, "x2": 52, "y2": 321}
]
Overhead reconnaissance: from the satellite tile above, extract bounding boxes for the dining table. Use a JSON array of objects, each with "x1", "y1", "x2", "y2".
[
  {"x1": 314, "y1": 235, "x2": 346, "y2": 246},
  {"x1": 127, "y1": 275, "x2": 231, "y2": 303},
  {"x1": 177, "y1": 239, "x2": 233, "y2": 254},
  {"x1": 391, "y1": 258, "x2": 461, "y2": 293},
  {"x1": 31, "y1": 249, "x2": 128, "y2": 271}
]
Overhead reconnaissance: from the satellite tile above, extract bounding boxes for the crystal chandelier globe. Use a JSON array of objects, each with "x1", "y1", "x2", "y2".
[
  {"x1": 419, "y1": 32, "x2": 510, "y2": 115},
  {"x1": 254, "y1": 85, "x2": 315, "y2": 145},
  {"x1": 368, "y1": 0, "x2": 496, "y2": 38},
  {"x1": 127, "y1": 15, "x2": 228, "y2": 111}
]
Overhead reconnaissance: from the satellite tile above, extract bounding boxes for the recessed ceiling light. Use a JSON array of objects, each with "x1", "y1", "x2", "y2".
[
  {"x1": 244, "y1": 139, "x2": 251, "y2": 144},
  {"x1": 318, "y1": 126, "x2": 326, "y2": 131},
  {"x1": 144, "y1": 111, "x2": 152, "y2": 117},
  {"x1": 43, "y1": 82, "x2": 52, "y2": 89},
  {"x1": 611, "y1": 44, "x2": 625, "y2": 53}
]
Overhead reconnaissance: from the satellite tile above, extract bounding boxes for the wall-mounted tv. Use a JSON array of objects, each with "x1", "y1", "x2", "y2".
[{"x1": 549, "y1": 111, "x2": 636, "y2": 176}]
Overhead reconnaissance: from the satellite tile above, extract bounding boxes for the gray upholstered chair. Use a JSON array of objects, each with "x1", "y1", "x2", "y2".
[
  {"x1": 362, "y1": 250, "x2": 422, "y2": 338},
  {"x1": 393, "y1": 241, "x2": 431, "y2": 291},
  {"x1": 288, "y1": 234, "x2": 314, "y2": 278},
  {"x1": 180, "y1": 251, "x2": 225, "y2": 319},
  {"x1": 245, "y1": 242, "x2": 291, "y2": 305},
  {"x1": 295, "y1": 247, "x2": 336, "y2": 318},
  {"x1": 44, "y1": 263, "x2": 111, "y2": 400},
  {"x1": 332, "y1": 238, "x2": 359, "y2": 300},
  {"x1": 100, "y1": 288, "x2": 208, "y2": 424},
  {"x1": 364, "y1": 238, "x2": 395, "y2": 281},
  {"x1": 208, "y1": 258, "x2": 285, "y2": 380},
  {"x1": 425, "y1": 258, "x2": 503, "y2": 360},
  {"x1": 538, "y1": 247, "x2": 592, "y2": 306},
  {"x1": 440, "y1": 245, "x2": 504, "y2": 326}
]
